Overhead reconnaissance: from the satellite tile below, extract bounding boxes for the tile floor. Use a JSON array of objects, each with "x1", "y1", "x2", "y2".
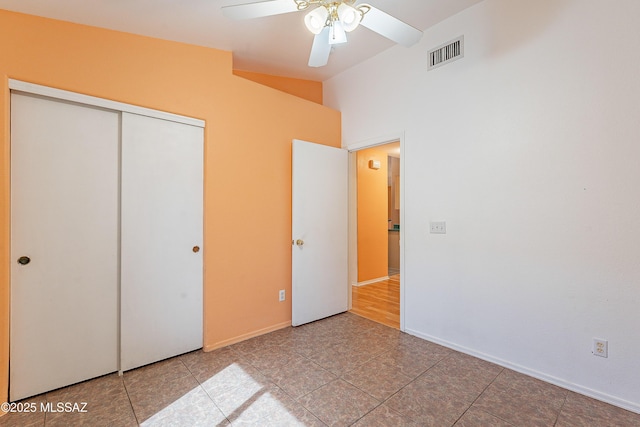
[{"x1": 2, "y1": 312, "x2": 639, "y2": 426}]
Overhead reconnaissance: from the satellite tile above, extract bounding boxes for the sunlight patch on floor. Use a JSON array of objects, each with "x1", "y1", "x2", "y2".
[
  {"x1": 140, "y1": 385, "x2": 226, "y2": 426},
  {"x1": 141, "y1": 362, "x2": 306, "y2": 426}
]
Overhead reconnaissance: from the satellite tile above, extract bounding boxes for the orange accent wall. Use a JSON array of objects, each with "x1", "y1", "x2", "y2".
[
  {"x1": 0, "y1": 9, "x2": 341, "y2": 406},
  {"x1": 356, "y1": 147, "x2": 388, "y2": 282},
  {"x1": 233, "y1": 70, "x2": 323, "y2": 104}
]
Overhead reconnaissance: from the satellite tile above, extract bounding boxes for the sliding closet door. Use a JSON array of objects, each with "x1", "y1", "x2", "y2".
[
  {"x1": 10, "y1": 93, "x2": 119, "y2": 401},
  {"x1": 120, "y1": 112, "x2": 203, "y2": 371}
]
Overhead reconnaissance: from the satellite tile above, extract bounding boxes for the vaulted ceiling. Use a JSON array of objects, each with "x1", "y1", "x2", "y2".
[{"x1": 0, "y1": 0, "x2": 482, "y2": 81}]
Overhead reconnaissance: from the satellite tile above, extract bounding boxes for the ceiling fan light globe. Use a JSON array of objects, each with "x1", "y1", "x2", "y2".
[
  {"x1": 337, "y1": 3, "x2": 361, "y2": 32},
  {"x1": 304, "y1": 7, "x2": 329, "y2": 35}
]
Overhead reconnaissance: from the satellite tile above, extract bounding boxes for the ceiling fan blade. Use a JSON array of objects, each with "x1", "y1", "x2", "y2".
[
  {"x1": 222, "y1": 0, "x2": 300, "y2": 20},
  {"x1": 308, "y1": 27, "x2": 331, "y2": 68},
  {"x1": 359, "y1": 5, "x2": 423, "y2": 47}
]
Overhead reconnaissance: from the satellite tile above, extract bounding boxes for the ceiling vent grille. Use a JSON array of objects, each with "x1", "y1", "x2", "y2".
[{"x1": 428, "y1": 36, "x2": 464, "y2": 71}]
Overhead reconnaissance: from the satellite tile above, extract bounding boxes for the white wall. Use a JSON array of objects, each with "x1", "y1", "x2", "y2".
[{"x1": 325, "y1": 0, "x2": 640, "y2": 413}]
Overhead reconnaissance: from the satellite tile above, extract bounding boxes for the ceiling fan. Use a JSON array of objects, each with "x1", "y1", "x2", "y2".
[{"x1": 222, "y1": 0, "x2": 423, "y2": 68}]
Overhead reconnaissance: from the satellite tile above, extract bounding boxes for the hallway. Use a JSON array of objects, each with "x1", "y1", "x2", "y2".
[{"x1": 350, "y1": 275, "x2": 400, "y2": 329}]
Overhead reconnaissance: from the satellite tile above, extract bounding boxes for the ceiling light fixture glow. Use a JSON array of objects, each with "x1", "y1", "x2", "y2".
[
  {"x1": 304, "y1": 1, "x2": 368, "y2": 43},
  {"x1": 337, "y1": 3, "x2": 362, "y2": 32},
  {"x1": 224, "y1": 0, "x2": 422, "y2": 69},
  {"x1": 304, "y1": 6, "x2": 329, "y2": 34}
]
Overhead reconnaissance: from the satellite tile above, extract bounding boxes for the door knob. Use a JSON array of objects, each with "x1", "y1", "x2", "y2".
[
  {"x1": 296, "y1": 239, "x2": 304, "y2": 246},
  {"x1": 17, "y1": 256, "x2": 31, "y2": 265},
  {"x1": 192, "y1": 246, "x2": 200, "y2": 253}
]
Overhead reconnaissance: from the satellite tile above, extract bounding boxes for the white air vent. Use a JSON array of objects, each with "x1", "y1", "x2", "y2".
[{"x1": 428, "y1": 36, "x2": 464, "y2": 71}]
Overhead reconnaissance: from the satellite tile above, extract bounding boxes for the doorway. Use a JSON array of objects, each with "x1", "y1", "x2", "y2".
[{"x1": 348, "y1": 140, "x2": 402, "y2": 329}]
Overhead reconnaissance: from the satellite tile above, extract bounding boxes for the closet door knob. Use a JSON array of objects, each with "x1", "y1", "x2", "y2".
[
  {"x1": 17, "y1": 256, "x2": 31, "y2": 265},
  {"x1": 192, "y1": 246, "x2": 200, "y2": 253}
]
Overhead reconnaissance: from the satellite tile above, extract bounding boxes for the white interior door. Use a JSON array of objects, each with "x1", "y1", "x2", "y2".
[
  {"x1": 120, "y1": 112, "x2": 203, "y2": 371},
  {"x1": 10, "y1": 92, "x2": 119, "y2": 401},
  {"x1": 292, "y1": 139, "x2": 348, "y2": 326}
]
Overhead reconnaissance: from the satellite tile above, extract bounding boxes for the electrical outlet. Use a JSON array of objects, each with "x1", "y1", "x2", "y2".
[
  {"x1": 593, "y1": 338, "x2": 608, "y2": 358},
  {"x1": 430, "y1": 221, "x2": 446, "y2": 234},
  {"x1": 279, "y1": 290, "x2": 285, "y2": 302}
]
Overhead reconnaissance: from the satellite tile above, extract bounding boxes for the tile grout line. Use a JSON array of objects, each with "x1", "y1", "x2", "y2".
[
  {"x1": 233, "y1": 339, "x2": 329, "y2": 406},
  {"x1": 269, "y1": 321, "x2": 390, "y2": 425},
  {"x1": 177, "y1": 355, "x2": 232, "y2": 425},
  {"x1": 450, "y1": 366, "x2": 506, "y2": 426},
  {"x1": 42, "y1": 393, "x2": 49, "y2": 427},
  {"x1": 120, "y1": 373, "x2": 141, "y2": 426},
  {"x1": 553, "y1": 391, "x2": 571, "y2": 427},
  {"x1": 239, "y1": 338, "x2": 333, "y2": 426},
  {"x1": 370, "y1": 352, "x2": 455, "y2": 425},
  {"x1": 338, "y1": 338, "x2": 454, "y2": 425}
]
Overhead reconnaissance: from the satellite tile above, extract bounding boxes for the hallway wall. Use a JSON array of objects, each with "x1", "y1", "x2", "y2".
[{"x1": 356, "y1": 146, "x2": 388, "y2": 282}]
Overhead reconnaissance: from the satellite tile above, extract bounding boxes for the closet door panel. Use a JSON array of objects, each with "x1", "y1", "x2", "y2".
[
  {"x1": 120, "y1": 112, "x2": 203, "y2": 371},
  {"x1": 10, "y1": 93, "x2": 119, "y2": 401}
]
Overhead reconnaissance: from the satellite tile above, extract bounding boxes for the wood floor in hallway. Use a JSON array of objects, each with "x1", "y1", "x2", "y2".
[{"x1": 350, "y1": 275, "x2": 400, "y2": 329}]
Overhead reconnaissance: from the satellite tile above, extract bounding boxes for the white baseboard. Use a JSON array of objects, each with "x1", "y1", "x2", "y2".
[
  {"x1": 353, "y1": 276, "x2": 390, "y2": 287},
  {"x1": 405, "y1": 328, "x2": 640, "y2": 415},
  {"x1": 204, "y1": 320, "x2": 291, "y2": 352}
]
